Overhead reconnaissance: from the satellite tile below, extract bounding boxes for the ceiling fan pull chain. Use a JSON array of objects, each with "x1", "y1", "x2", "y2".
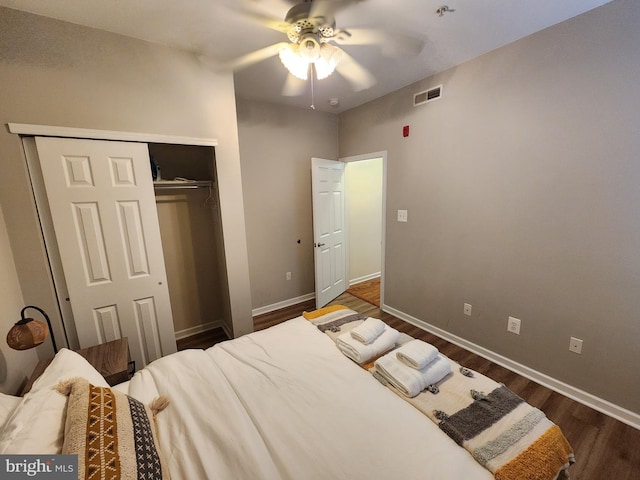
[{"x1": 310, "y1": 64, "x2": 316, "y2": 110}]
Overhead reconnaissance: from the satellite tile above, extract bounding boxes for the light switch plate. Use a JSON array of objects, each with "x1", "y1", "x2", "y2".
[{"x1": 397, "y1": 209, "x2": 408, "y2": 222}]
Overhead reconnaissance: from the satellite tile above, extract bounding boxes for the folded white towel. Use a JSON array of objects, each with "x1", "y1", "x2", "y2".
[
  {"x1": 395, "y1": 339, "x2": 439, "y2": 370},
  {"x1": 374, "y1": 353, "x2": 452, "y2": 398},
  {"x1": 350, "y1": 317, "x2": 386, "y2": 344},
  {"x1": 337, "y1": 326, "x2": 400, "y2": 364}
]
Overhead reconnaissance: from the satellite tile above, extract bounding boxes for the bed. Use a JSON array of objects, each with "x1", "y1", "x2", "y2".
[{"x1": 0, "y1": 306, "x2": 574, "y2": 480}]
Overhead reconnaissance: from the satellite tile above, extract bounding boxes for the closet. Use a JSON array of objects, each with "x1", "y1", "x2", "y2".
[
  {"x1": 23, "y1": 132, "x2": 231, "y2": 371},
  {"x1": 148, "y1": 143, "x2": 230, "y2": 342}
]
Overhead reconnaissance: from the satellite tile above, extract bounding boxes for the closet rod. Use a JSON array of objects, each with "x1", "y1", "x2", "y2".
[
  {"x1": 154, "y1": 184, "x2": 198, "y2": 190},
  {"x1": 153, "y1": 180, "x2": 212, "y2": 190}
]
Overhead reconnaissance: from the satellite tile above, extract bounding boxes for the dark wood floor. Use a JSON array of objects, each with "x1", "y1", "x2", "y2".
[
  {"x1": 346, "y1": 277, "x2": 380, "y2": 307},
  {"x1": 176, "y1": 327, "x2": 229, "y2": 350},
  {"x1": 179, "y1": 292, "x2": 640, "y2": 480}
]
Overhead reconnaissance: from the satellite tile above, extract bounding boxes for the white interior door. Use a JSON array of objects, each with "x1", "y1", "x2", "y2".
[
  {"x1": 311, "y1": 158, "x2": 347, "y2": 308},
  {"x1": 35, "y1": 136, "x2": 176, "y2": 369}
]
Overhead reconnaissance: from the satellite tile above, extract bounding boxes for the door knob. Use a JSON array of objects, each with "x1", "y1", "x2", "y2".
[{"x1": 315, "y1": 242, "x2": 326, "y2": 248}]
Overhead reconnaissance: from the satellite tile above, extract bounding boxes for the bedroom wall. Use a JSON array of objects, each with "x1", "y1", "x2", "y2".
[
  {"x1": 236, "y1": 99, "x2": 338, "y2": 312},
  {"x1": 0, "y1": 206, "x2": 39, "y2": 394},
  {"x1": 0, "y1": 6, "x2": 253, "y2": 384},
  {"x1": 339, "y1": 0, "x2": 640, "y2": 416}
]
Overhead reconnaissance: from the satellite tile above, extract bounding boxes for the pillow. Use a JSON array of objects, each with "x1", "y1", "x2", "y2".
[
  {"x1": 58, "y1": 377, "x2": 169, "y2": 480},
  {"x1": 0, "y1": 393, "x2": 22, "y2": 430},
  {"x1": 111, "y1": 380, "x2": 131, "y2": 394},
  {"x1": 0, "y1": 348, "x2": 109, "y2": 454}
]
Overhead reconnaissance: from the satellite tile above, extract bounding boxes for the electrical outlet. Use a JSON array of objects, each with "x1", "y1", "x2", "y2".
[
  {"x1": 286, "y1": 272, "x2": 291, "y2": 281},
  {"x1": 463, "y1": 303, "x2": 472, "y2": 316},
  {"x1": 507, "y1": 316, "x2": 521, "y2": 335},
  {"x1": 397, "y1": 210, "x2": 408, "y2": 222},
  {"x1": 569, "y1": 337, "x2": 583, "y2": 354}
]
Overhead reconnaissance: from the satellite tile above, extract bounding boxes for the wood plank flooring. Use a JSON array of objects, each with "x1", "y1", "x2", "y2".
[
  {"x1": 346, "y1": 277, "x2": 380, "y2": 307},
  {"x1": 176, "y1": 327, "x2": 229, "y2": 350},
  {"x1": 180, "y1": 292, "x2": 640, "y2": 480}
]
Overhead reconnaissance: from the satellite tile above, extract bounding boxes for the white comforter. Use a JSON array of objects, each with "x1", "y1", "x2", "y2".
[{"x1": 127, "y1": 317, "x2": 493, "y2": 480}]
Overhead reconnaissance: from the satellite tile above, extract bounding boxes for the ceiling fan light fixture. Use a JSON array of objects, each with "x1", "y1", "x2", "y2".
[
  {"x1": 298, "y1": 34, "x2": 321, "y2": 62},
  {"x1": 315, "y1": 43, "x2": 342, "y2": 80},
  {"x1": 279, "y1": 43, "x2": 309, "y2": 80},
  {"x1": 279, "y1": 34, "x2": 342, "y2": 81}
]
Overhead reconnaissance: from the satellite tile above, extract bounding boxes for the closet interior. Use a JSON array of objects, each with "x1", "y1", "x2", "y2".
[{"x1": 148, "y1": 143, "x2": 231, "y2": 340}]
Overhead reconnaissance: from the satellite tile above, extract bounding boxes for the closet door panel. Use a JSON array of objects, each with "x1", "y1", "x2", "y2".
[
  {"x1": 116, "y1": 200, "x2": 151, "y2": 277},
  {"x1": 36, "y1": 136, "x2": 177, "y2": 368},
  {"x1": 133, "y1": 297, "x2": 162, "y2": 364},
  {"x1": 93, "y1": 305, "x2": 122, "y2": 343},
  {"x1": 73, "y1": 202, "x2": 112, "y2": 284}
]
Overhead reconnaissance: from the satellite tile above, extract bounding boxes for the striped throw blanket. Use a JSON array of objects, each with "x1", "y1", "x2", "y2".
[
  {"x1": 373, "y1": 356, "x2": 574, "y2": 480},
  {"x1": 305, "y1": 306, "x2": 574, "y2": 480},
  {"x1": 303, "y1": 305, "x2": 366, "y2": 340}
]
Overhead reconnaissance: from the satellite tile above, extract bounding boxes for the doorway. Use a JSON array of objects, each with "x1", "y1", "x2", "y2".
[{"x1": 342, "y1": 152, "x2": 386, "y2": 308}]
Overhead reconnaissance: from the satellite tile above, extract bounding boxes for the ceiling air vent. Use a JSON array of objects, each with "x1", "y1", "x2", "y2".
[{"x1": 414, "y1": 85, "x2": 442, "y2": 107}]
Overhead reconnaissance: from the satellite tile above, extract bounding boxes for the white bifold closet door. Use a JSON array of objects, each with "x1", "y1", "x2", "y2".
[{"x1": 35, "y1": 136, "x2": 177, "y2": 369}]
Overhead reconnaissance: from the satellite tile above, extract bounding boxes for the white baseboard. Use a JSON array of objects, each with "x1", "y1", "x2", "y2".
[
  {"x1": 349, "y1": 273, "x2": 381, "y2": 286},
  {"x1": 174, "y1": 320, "x2": 222, "y2": 340},
  {"x1": 383, "y1": 303, "x2": 640, "y2": 430},
  {"x1": 252, "y1": 293, "x2": 316, "y2": 317}
]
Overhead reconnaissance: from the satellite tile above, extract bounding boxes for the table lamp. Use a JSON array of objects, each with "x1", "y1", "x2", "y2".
[{"x1": 6, "y1": 305, "x2": 58, "y2": 354}]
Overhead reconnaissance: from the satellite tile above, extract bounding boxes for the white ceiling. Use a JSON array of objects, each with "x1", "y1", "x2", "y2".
[{"x1": 0, "y1": 0, "x2": 612, "y2": 113}]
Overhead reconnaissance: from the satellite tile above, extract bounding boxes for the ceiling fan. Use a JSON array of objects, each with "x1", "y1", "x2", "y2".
[{"x1": 225, "y1": 0, "x2": 424, "y2": 97}]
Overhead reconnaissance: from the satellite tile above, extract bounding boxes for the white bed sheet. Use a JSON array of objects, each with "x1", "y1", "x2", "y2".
[{"x1": 128, "y1": 317, "x2": 493, "y2": 480}]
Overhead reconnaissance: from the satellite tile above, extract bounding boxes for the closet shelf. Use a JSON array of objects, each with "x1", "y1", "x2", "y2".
[{"x1": 153, "y1": 180, "x2": 213, "y2": 190}]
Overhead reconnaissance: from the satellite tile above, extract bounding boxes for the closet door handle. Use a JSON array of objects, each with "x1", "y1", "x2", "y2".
[{"x1": 315, "y1": 242, "x2": 326, "y2": 248}]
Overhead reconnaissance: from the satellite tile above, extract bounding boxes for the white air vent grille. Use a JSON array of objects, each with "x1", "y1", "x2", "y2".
[{"x1": 414, "y1": 85, "x2": 443, "y2": 107}]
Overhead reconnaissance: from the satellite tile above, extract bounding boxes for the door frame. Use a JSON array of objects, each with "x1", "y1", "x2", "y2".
[
  {"x1": 13, "y1": 123, "x2": 218, "y2": 350},
  {"x1": 340, "y1": 151, "x2": 387, "y2": 309},
  {"x1": 9, "y1": 123, "x2": 217, "y2": 147}
]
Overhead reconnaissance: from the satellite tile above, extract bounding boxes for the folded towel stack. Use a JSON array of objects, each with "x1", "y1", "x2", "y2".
[
  {"x1": 337, "y1": 323, "x2": 399, "y2": 364},
  {"x1": 374, "y1": 347, "x2": 451, "y2": 398},
  {"x1": 350, "y1": 317, "x2": 386, "y2": 344},
  {"x1": 395, "y1": 339, "x2": 439, "y2": 369}
]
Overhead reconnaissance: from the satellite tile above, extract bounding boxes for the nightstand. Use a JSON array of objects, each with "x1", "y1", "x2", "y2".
[{"x1": 21, "y1": 338, "x2": 132, "y2": 395}]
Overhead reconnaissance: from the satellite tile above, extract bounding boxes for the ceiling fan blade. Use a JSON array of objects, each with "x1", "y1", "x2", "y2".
[
  {"x1": 221, "y1": 42, "x2": 289, "y2": 71},
  {"x1": 333, "y1": 28, "x2": 424, "y2": 57},
  {"x1": 335, "y1": 50, "x2": 376, "y2": 91},
  {"x1": 233, "y1": 9, "x2": 292, "y2": 34},
  {"x1": 309, "y1": 0, "x2": 362, "y2": 23},
  {"x1": 282, "y1": 74, "x2": 308, "y2": 97}
]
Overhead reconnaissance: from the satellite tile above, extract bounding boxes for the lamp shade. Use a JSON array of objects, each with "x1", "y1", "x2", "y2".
[
  {"x1": 6, "y1": 306, "x2": 58, "y2": 353},
  {"x1": 7, "y1": 318, "x2": 49, "y2": 350},
  {"x1": 279, "y1": 43, "x2": 310, "y2": 80},
  {"x1": 315, "y1": 44, "x2": 341, "y2": 80}
]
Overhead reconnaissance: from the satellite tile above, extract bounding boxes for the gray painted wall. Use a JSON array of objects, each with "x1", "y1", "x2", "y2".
[
  {"x1": 339, "y1": 0, "x2": 640, "y2": 414},
  {"x1": 0, "y1": 206, "x2": 38, "y2": 393},
  {"x1": 236, "y1": 99, "x2": 338, "y2": 309}
]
